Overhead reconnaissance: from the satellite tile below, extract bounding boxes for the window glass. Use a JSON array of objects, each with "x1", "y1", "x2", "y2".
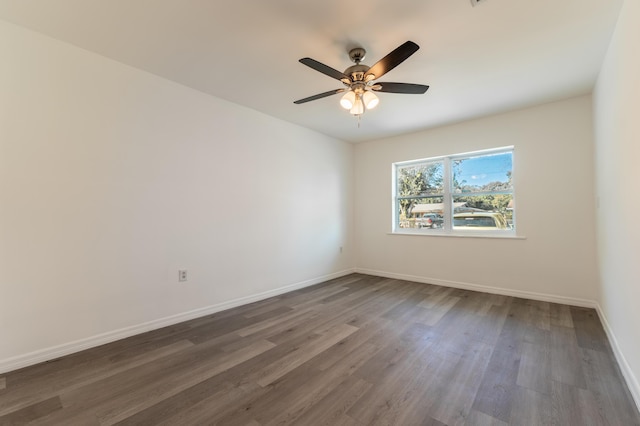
[
  {"x1": 453, "y1": 194, "x2": 514, "y2": 230},
  {"x1": 397, "y1": 197, "x2": 444, "y2": 229},
  {"x1": 393, "y1": 148, "x2": 515, "y2": 234},
  {"x1": 396, "y1": 162, "x2": 444, "y2": 196},
  {"x1": 453, "y1": 152, "x2": 513, "y2": 193}
]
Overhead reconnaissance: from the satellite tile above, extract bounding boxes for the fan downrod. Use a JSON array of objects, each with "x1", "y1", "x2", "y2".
[{"x1": 348, "y1": 48, "x2": 366, "y2": 64}]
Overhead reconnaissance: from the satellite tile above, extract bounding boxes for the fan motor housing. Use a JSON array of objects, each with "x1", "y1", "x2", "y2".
[{"x1": 344, "y1": 64, "x2": 369, "y2": 82}]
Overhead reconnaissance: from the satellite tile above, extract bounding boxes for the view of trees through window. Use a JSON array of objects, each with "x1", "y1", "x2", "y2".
[{"x1": 395, "y1": 149, "x2": 514, "y2": 232}]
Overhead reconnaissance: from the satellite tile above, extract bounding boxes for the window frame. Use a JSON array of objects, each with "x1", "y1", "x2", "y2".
[{"x1": 392, "y1": 146, "x2": 516, "y2": 237}]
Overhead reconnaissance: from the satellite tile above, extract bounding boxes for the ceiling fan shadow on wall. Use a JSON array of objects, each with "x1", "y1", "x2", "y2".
[{"x1": 294, "y1": 41, "x2": 429, "y2": 123}]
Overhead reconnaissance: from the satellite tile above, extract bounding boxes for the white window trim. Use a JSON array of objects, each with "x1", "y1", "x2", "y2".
[{"x1": 392, "y1": 146, "x2": 516, "y2": 237}]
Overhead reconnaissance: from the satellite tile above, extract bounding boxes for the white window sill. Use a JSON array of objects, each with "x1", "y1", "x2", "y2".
[{"x1": 389, "y1": 231, "x2": 526, "y2": 240}]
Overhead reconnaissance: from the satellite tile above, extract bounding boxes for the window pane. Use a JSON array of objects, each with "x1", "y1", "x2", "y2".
[
  {"x1": 398, "y1": 197, "x2": 444, "y2": 229},
  {"x1": 397, "y1": 161, "x2": 444, "y2": 197},
  {"x1": 452, "y1": 152, "x2": 512, "y2": 193},
  {"x1": 393, "y1": 148, "x2": 515, "y2": 234},
  {"x1": 453, "y1": 194, "x2": 514, "y2": 230}
]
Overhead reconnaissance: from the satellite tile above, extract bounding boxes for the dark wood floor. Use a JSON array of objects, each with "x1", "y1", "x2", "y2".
[{"x1": 1, "y1": 274, "x2": 639, "y2": 425}]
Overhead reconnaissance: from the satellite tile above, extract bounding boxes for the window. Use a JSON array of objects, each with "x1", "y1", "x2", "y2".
[{"x1": 393, "y1": 147, "x2": 514, "y2": 235}]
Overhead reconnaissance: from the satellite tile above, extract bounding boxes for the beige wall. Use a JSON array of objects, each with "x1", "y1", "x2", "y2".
[
  {"x1": 593, "y1": 0, "x2": 640, "y2": 406},
  {"x1": 0, "y1": 21, "x2": 354, "y2": 371},
  {"x1": 354, "y1": 96, "x2": 599, "y2": 303}
]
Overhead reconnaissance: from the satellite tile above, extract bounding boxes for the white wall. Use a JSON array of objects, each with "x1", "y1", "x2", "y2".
[
  {"x1": 354, "y1": 96, "x2": 599, "y2": 303},
  {"x1": 0, "y1": 21, "x2": 354, "y2": 371},
  {"x1": 593, "y1": 0, "x2": 640, "y2": 405}
]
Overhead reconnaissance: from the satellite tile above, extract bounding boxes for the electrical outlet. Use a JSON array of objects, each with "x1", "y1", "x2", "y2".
[
  {"x1": 340, "y1": 246, "x2": 343, "y2": 253},
  {"x1": 178, "y1": 270, "x2": 188, "y2": 282}
]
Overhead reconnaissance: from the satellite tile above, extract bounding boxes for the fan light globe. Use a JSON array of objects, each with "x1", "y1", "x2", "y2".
[
  {"x1": 362, "y1": 91, "x2": 379, "y2": 109},
  {"x1": 350, "y1": 96, "x2": 365, "y2": 115},
  {"x1": 340, "y1": 91, "x2": 356, "y2": 109}
]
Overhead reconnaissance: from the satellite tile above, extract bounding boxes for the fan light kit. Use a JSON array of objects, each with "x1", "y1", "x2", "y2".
[{"x1": 294, "y1": 41, "x2": 429, "y2": 123}]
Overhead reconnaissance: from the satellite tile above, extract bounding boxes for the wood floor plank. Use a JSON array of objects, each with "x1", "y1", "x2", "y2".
[
  {"x1": 580, "y1": 347, "x2": 640, "y2": 426},
  {"x1": 217, "y1": 340, "x2": 380, "y2": 426},
  {"x1": 0, "y1": 396, "x2": 63, "y2": 425},
  {"x1": 527, "y1": 299, "x2": 551, "y2": 331},
  {"x1": 260, "y1": 345, "x2": 378, "y2": 425},
  {"x1": 4, "y1": 321, "x2": 194, "y2": 386},
  {"x1": 420, "y1": 417, "x2": 449, "y2": 426},
  {"x1": 347, "y1": 323, "x2": 449, "y2": 424},
  {"x1": 236, "y1": 305, "x2": 317, "y2": 338},
  {"x1": 25, "y1": 334, "x2": 264, "y2": 424},
  {"x1": 367, "y1": 347, "x2": 449, "y2": 425},
  {"x1": 200, "y1": 331, "x2": 326, "y2": 392},
  {"x1": 350, "y1": 322, "x2": 434, "y2": 386},
  {"x1": 465, "y1": 409, "x2": 509, "y2": 426},
  {"x1": 256, "y1": 323, "x2": 358, "y2": 387},
  {"x1": 418, "y1": 285, "x2": 455, "y2": 309},
  {"x1": 241, "y1": 298, "x2": 288, "y2": 318},
  {"x1": 570, "y1": 307, "x2": 610, "y2": 352},
  {"x1": 471, "y1": 346, "x2": 520, "y2": 422},
  {"x1": 466, "y1": 303, "x2": 512, "y2": 347},
  {"x1": 290, "y1": 376, "x2": 372, "y2": 426},
  {"x1": 309, "y1": 282, "x2": 419, "y2": 336},
  {"x1": 259, "y1": 280, "x2": 391, "y2": 344},
  {"x1": 0, "y1": 339, "x2": 195, "y2": 417},
  {"x1": 348, "y1": 356, "x2": 440, "y2": 424},
  {"x1": 450, "y1": 288, "x2": 497, "y2": 312},
  {"x1": 252, "y1": 309, "x2": 327, "y2": 346},
  {"x1": 427, "y1": 295, "x2": 511, "y2": 355},
  {"x1": 333, "y1": 414, "x2": 366, "y2": 426},
  {"x1": 1, "y1": 273, "x2": 638, "y2": 425},
  {"x1": 509, "y1": 386, "x2": 551, "y2": 426},
  {"x1": 378, "y1": 283, "x2": 427, "y2": 318},
  {"x1": 281, "y1": 275, "x2": 379, "y2": 311},
  {"x1": 147, "y1": 382, "x2": 262, "y2": 426},
  {"x1": 516, "y1": 340, "x2": 551, "y2": 395},
  {"x1": 184, "y1": 305, "x2": 296, "y2": 346},
  {"x1": 97, "y1": 339, "x2": 276, "y2": 425},
  {"x1": 114, "y1": 380, "x2": 233, "y2": 425},
  {"x1": 427, "y1": 341, "x2": 494, "y2": 425},
  {"x1": 550, "y1": 325, "x2": 587, "y2": 388},
  {"x1": 551, "y1": 379, "x2": 606, "y2": 426},
  {"x1": 312, "y1": 318, "x2": 390, "y2": 372},
  {"x1": 415, "y1": 295, "x2": 462, "y2": 326},
  {"x1": 279, "y1": 285, "x2": 352, "y2": 312},
  {"x1": 263, "y1": 281, "x2": 401, "y2": 347},
  {"x1": 30, "y1": 339, "x2": 273, "y2": 425},
  {"x1": 113, "y1": 363, "x2": 268, "y2": 426},
  {"x1": 550, "y1": 303, "x2": 574, "y2": 328}
]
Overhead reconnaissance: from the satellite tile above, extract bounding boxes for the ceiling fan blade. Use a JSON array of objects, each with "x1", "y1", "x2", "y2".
[
  {"x1": 299, "y1": 58, "x2": 350, "y2": 82},
  {"x1": 364, "y1": 41, "x2": 420, "y2": 81},
  {"x1": 294, "y1": 88, "x2": 346, "y2": 104},
  {"x1": 373, "y1": 82, "x2": 429, "y2": 94}
]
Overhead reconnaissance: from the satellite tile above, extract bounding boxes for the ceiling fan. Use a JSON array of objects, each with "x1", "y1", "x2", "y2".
[{"x1": 294, "y1": 41, "x2": 429, "y2": 117}]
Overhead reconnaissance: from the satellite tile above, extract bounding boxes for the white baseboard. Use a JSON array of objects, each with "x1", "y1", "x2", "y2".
[
  {"x1": 595, "y1": 304, "x2": 640, "y2": 412},
  {"x1": 0, "y1": 268, "x2": 356, "y2": 375},
  {"x1": 355, "y1": 268, "x2": 598, "y2": 308}
]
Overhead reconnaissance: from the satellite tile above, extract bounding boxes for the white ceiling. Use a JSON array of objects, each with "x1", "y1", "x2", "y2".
[{"x1": 0, "y1": 0, "x2": 623, "y2": 143}]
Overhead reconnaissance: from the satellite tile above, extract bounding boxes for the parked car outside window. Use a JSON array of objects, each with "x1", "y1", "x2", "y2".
[
  {"x1": 453, "y1": 212, "x2": 507, "y2": 230},
  {"x1": 417, "y1": 213, "x2": 444, "y2": 229}
]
